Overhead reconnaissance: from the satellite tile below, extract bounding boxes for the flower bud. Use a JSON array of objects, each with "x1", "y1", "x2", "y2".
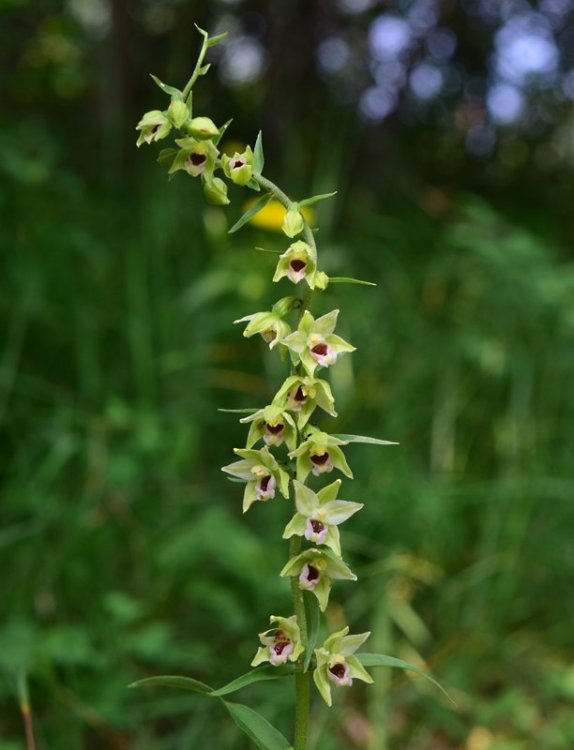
[
  {"x1": 167, "y1": 99, "x2": 190, "y2": 129},
  {"x1": 203, "y1": 176, "x2": 230, "y2": 205},
  {"x1": 186, "y1": 116, "x2": 220, "y2": 140},
  {"x1": 135, "y1": 110, "x2": 171, "y2": 147},
  {"x1": 222, "y1": 146, "x2": 254, "y2": 186},
  {"x1": 314, "y1": 271, "x2": 329, "y2": 290},
  {"x1": 282, "y1": 206, "x2": 305, "y2": 238}
]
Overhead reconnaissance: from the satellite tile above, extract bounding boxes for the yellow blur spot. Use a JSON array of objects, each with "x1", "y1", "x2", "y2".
[
  {"x1": 466, "y1": 727, "x2": 493, "y2": 750},
  {"x1": 245, "y1": 198, "x2": 314, "y2": 232}
]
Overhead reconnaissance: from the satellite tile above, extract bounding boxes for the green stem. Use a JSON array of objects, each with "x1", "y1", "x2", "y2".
[{"x1": 182, "y1": 36, "x2": 209, "y2": 100}]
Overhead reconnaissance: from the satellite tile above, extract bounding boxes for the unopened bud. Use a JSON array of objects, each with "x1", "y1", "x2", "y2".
[
  {"x1": 203, "y1": 176, "x2": 230, "y2": 205},
  {"x1": 167, "y1": 100, "x2": 190, "y2": 129},
  {"x1": 282, "y1": 207, "x2": 305, "y2": 238}
]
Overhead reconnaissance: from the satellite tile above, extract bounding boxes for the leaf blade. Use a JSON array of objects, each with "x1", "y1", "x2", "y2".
[
  {"x1": 211, "y1": 666, "x2": 293, "y2": 697},
  {"x1": 149, "y1": 74, "x2": 183, "y2": 100},
  {"x1": 229, "y1": 194, "x2": 272, "y2": 234},
  {"x1": 332, "y1": 434, "x2": 399, "y2": 446},
  {"x1": 225, "y1": 701, "x2": 292, "y2": 750},
  {"x1": 254, "y1": 131, "x2": 265, "y2": 173},
  {"x1": 328, "y1": 276, "x2": 377, "y2": 287},
  {"x1": 357, "y1": 654, "x2": 453, "y2": 702},
  {"x1": 128, "y1": 675, "x2": 212, "y2": 694},
  {"x1": 298, "y1": 191, "x2": 337, "y2": 208},
  {"x1": 303, "y1": 591, "x2": 321, "y2": 672}
]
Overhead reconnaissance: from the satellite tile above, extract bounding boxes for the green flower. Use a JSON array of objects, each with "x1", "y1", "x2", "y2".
[
  {"x1": 289, "y1": 428, "x2": 352, "y2": 483},
  {"x1": 203, "y1": 176, "x2": 230, "y2": 205},
  {"x1": 313, "y1": 627, "x2": 373, "y2": 706},
  {"x1": 283, "y1": 479, "x2": 363, "y2": 557},
  {"x1": 282, "y1": 207, "x2": 305, "y2": 238},
  {"x1": 167, "y1": 99, "x2": 190, "y2": 129},
  {"x1": 274, "y1": 375, "x2": 336, "y2": 430},
  {"x1": 135, "y1": 110, "x2": 171, "y2": 147},
  {"x1": 234, "y1": 310, "x2": 291, "y2": 349},
  {"x1": 240, "y1": 404, "x2": 297, "y2": 451},
  {"x1": 272, "y1": 241, "x2": 317, "y2": 288},
  {"x1": 251, "y1": 615, "x2": 304, "y2": 667},
  {"x1": 282, "y1": 310, "x2": 355, "y2": 376},
  {"x1": 222, "y1": 447, "x2": 290, "y2": 513},
  {"x1": 280, "y1": 549, "x2": 356, "y2": 612},
  {"x1": 186, "y1": 116, "x2": 220, "y2": 140},
  {"x1": 222, "y1": 146, "x2": 254, "y2": 186},
  {"x1": 169, "y1": 137, "x2": 218, "y2": 177}
]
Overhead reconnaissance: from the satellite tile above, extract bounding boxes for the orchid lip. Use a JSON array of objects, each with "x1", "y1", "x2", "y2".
[
  {"x1": 299, "y1": 563, "x2": 320, "y2": 590},
  {"x1": 261, "y1": 328, "x2": 277, "y2": 343},
  {"x1": 328, "y1": 662, "x2": 353, "y2": 687},
  {"x1": 310, "y1": 451, "x2": 333, "y2": 475},
  {"x1": 189, "y1": 153, "x2": 207, "y2": 166},
  {"x1": 305, "y1": 518, "x2": 328, "y2": 544},
  {"x1": 256, "y1": 474, "x2": 276, "y2": 500},
  {"x1": 288, "y1": 385, "x2": 307, "y2": 410}
]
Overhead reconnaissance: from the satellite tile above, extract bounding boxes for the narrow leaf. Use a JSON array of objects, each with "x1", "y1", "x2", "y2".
[
  {"x1": 254, "y1": 131, "x2": 264, "y2": 172},
  {"x1": 128, "y1": 675, "x2": 212, "y2": 694},
  {"x1": 157, "y1": 148, "x2": 177, "y2": 166},
  {"x1": 218, "y1": 408, "x2": 259, "y2": 414},
  {"x1": 303, "y1": 591, "x2": 321, "y2": 672},
  {"x1": 215, "y1": 118, "x2": 233, "y2": 146},
  {"x1": 225, "y1": 701, "x2": 292, "y2": 750},
  {"x1": 199, "y1": 64, "x2": 211, "y2": 76},
  {"x1": 194, "y1": 24, "x2": 209, "y2": 39},
  {"x1": 332, "y1": 434, "x2": 399, "y2": 446},
  {"x1": 328, "y1": 276, "x2": 377, "y2": 287},
  {"x1": 255, "y1": 246, "x2": 282, "y2": 254},
  {"x1": 229, "y1": 194, "x2": 272, "y2": 234},
  {"x1": 247, "y1": 178, "x2": 261, "y2": 192},
  {"x1": 207, "y1": 32, "x2": 228, "y2": 47},
  {"x1": 357, "y1": 654, "x2": 453, "y2": 702},
  {"x1": 299, "y1": 191, "x2": 337, "y2": 208},
  {"x1": 149, "y1": 74, "x2": 183, "y2": 100},
  {"x1": 211, "y1": 666, "x2": 293, "y2": 697}
]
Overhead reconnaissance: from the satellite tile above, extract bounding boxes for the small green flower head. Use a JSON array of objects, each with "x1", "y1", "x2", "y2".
[
  {"x1": 282, "y1": 207, "x2": 305, "y2": 238},
  {"x1": 314, "y1": 627, "x2": 373, "y2": 706},
  {"x1": 234, "y1": 311, "x2": 291, "y2": 350},
  {"x1": 280, "y1": 549, "x2": 356, "y2": 612},
  {"x1": 282, "y1": 310, "x2": 355, "y2": 376},
  {"x1": 136, "y1": 110, "x2": 171, "y2": 147},
  {"x1": 186, "y1": 116, "x2": 220, "y2": 140},
  {"x1": 251, "y1": 615, "x2": 304, "y2": 667},
  {"x1": 240, "y1": 404, "x2": 297, "y2": 451},
  {"x1": 203, "y1": 176, "x2": 230, "y2": 205},
  {"x1": 222, "y1": 146, "x2": 254, "y2": 186},
  {"x1": 274, "y1": 375, "x2": 336, "y2": 429},
  {"x1": 170, "y1": 137, "x2": 218, "y2": 177},
  {"x1": 167, "y1": 99, "x2": 190, "y2": 129},
  {"x1": 222, "y1": 447, "x2": 290, "y2": 512},
  {"x1": 273, "y1": 241, "x2": 317, "y2": 288},
  {"x1": 283, "y1": 479, "x2": 363, "y2": 557},
  {"x1": 289, "y1": 428, "x2": 352, "y2": 483}
]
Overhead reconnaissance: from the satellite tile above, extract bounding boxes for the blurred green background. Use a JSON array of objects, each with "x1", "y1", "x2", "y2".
[{"x1": 2, "y1": 1, "x2": 574, "y2": 748}]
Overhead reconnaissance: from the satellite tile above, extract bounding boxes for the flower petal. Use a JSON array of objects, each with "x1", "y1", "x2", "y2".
[{"x1": 293, "y1": 481, "x2": 319, "y2": 516}]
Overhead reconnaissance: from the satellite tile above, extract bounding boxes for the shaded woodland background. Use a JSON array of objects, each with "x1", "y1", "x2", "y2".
[{"x1": 1, "y1": 1, "x2": 574, "y2": 748}]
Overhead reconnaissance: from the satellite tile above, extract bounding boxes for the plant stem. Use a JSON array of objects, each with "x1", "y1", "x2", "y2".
[{"x1": 17, "y1": 673, "x2": 36, "y2": 750}]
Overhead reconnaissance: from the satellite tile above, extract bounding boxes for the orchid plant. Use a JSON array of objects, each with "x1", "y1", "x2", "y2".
[{"x1": 130, "y1": 26, "x2": 447, "y2": 750}]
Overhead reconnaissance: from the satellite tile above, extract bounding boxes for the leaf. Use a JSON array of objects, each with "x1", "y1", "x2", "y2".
[
  {"x1": 225, "y1": 701, "x2": 292, "y2": 750},
  {"x1": 218, "y1": 408, "x2": 259, "y2": 414},
  {"x1": 229, "y1": 194, "x2": 272, "y2": 234},
  {"x1": 156, "y1": 148, "x2": 177, "y2": 166},
  {"x1": 328, "y1": 277, "x2": 377, "y2": 287},
  {"x1": 303, "y1": 591, "x2": 321, "y2": 672},
  {"x1": 215, "y1": 118, "x2": 233, "y2": 146},
  {"x1": 198, "y1": 64, "x2": 211, "y2": 76},
  {"x1": 207, "y1": 32, "x2": 228, "y2": 47},
  {"x1": 211, "y1": 666, "x2": 293, "y2": 697},
  {"x1": 128, "y1": 675, "x2": 212, "y2": 694},
  {"x1": 357, "y1": 654, "x2": 453, "y2": 702},
  {"x1": 255, "y1": 246, "x2": 282, "y2": 254},
  {"x1": 247, "y1": 178, "x2": 261, "y2": 192},
  {"x1": 299, "y1": 191, "x2": 337, "y2": 208},
  {"x1": 254, "y1": 131, "x2": 264, "y2": 173},
  {"x1": 332, "y1": 434, "x2": 399, "y2": 446},
  {"x1": 149, "y1": 74, "x2": 183, "y2": 101}
]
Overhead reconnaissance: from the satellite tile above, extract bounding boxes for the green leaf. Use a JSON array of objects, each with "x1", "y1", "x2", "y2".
[
  {"x1": 207, "y1": 32, "x2": 228, "y2": 47},
  {"x1": 211, "y1": 666, "x2": 293, "y2": 697},
  {"x1": 332, "y1": 434, "x2": 399, "y2": 446},
  {"x1": 194, "y1": 24, "x2": 209, "y2": 39},
  {"x1": 128, "y1": 675, "x2": 212, "y2": 694},
  {"x1": 255, "y1": 246, "x2": 281, "y2": 254},
  {"x1": 229, "y1": 194, "x2": 272, "y2": 234},
  {"x1": 254, "y1": 131, "x2": 264, "y2": 173},
  {"x1": 303, "y1": 591, "x2": 321, "y2": 672},
  {"x1": 184, "y1": 89, "x2": 193, "y2": 113},
  {"x1": 299, "y1": 191, "x2": 337, "y2": 208},
  {"x1": 218, "y1": 408, "x2": 259, "y2": 414},
  {"x1": 225, "y1": 701, "x2": 292, "y2": 750},
  {"x1": 198, "y1": 64, "x2": 211, "y2": 76},
  {"x1": 357, "y1": 654, "x2": 453, "y2": 702},
  {"x1": 215, "y1": 118, "x2": 233, "y2": 146},
  {"x1": 157, "y1": 148, "x2": 177, "y2": 166},
  {"x1": 247, "y1": 178, "x2": 261, "y2": 192},
  {"x1": 328, "y1": 277, "x2": 376, "y2": 287},
  {"x1": 149, "y1": 74, "x2": 183, "y2": 101}
]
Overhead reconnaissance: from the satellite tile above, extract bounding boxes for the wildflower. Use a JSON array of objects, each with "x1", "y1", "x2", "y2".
[
  {"x1": 283, "y1": 479, "x2": 363, "y2": 557},
  {"x1": 274, "y1": 375, "x2": 336, "y2": 429},
  {"x1": 136, "y1": 110, "x2": 171, "y2": 147},
  {"x1": 289, "y1": 428, "x2": 352, "y2": 483},
  {"x1": 273, "y1": 241, "x2": 317, "y2": 288},
  {"x1": 282, "y1": 207, "x2": 305, "y2": 238},
  {"x1": 280, "y1": 549, "x2": 356, "y2": 611},
  {"x1": 251, "y1": 615, "x2": 304, "y2": 667},
  {"x1": 282, "y1": 310, "x2": 355, "y2": 376},
  {"x1": 222, "y1": 146, "x2": 254, "y2": 186},
  {"x1": 313, "y1": 627, "x2": 373, "y2": 706},
  {"x1": 169, "y1": 137, "x2": 218, "y2": 177},
  {"x1": 222, "y1": 447, "x2": 290, "y2": 512},
  {"x1": 240, "y1": 404, "x2": 297, "y2": 451},
  {"x1": 234, "y1": 310, "x2": 291, "y2": 349}
]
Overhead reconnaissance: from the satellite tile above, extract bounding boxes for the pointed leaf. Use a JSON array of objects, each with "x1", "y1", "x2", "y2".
[
  {"x1": 332, "y1": 434, "x2": 399, "y2": 446},
  {"x1": 218, "y1": 408, "x2": 259, "y2": 414},
  {"x1": 299, "y1": 191, "x2": 337, "y2": 208},
  {"x1": 198, "y1": 64, "x2": 211, "y2": 76},
  {"x1": 303, "y1": 591, "x2": 320, "y2": 671},
  {"x1": 207, "y1": 32, "x2": 228, "y2": 47},
  {"x1": 229, "y1": 194, "x2": 272, "y2": 234},
  {"x1": 254, "y1": 131, "x2": 265, "y2": 172},
  {"x1": 214, "y1": 118, "x2": 233, "y2": 146},
  {"x1": 211, "y1": 666, "x2": 293, "y2": 697},
  {"x1": 149, "y1": 74, "x2": 183, "y2": 100},
  {"x1": 328, "y1": 277, "x2": 376, "y2": 287},
  {"x1": 357, "y1": 654, "x2": 453, "y2": 702},
  {"x1": 157, "y1": 148, "x2": 177, "y2": 166},
  {"x1": 255, "y1": 246, "x2": 282, "y2": 254},
  {"x1": 128, "y1": 675, "x2": 212, "y2": 694},
  {"x1": 247, "y1": 178, "x2": 261, "y2": 192},
  {"x1": 225, "y1": 701, "x2": 292, "y2": 750}
]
